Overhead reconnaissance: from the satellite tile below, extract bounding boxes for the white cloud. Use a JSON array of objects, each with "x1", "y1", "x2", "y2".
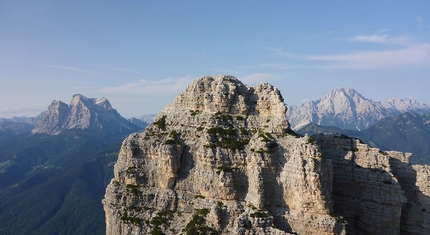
[
  {"x1": 304, "y1": 43, "x2": 430, "y2": 69},
  {"x1": 48, "y1": 65, "x2": 100, "y2": 74},
  {"x1": 272, "y1": 33, "x2": 430, "y2": 70},
  {"x1": 96, "y1": 75, "x2": 195, "y2": 96},
  {"x1": 349, "y1": 34, "x2": 410, "y2": 45},
  {"x1": 262, "y1": 37, "x2": 430, "y2": 71}
]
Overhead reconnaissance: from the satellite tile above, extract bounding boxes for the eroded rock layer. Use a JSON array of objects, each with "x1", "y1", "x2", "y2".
[
  {"x1": 103, "y1": 75, "x2": 430, "y2": 235},
  {"x1": 314, "y1": 134, "x2": 430, "y2": 235},
  {"x1": 103, "y1": 75, "x2": 344, "y2": 234}
]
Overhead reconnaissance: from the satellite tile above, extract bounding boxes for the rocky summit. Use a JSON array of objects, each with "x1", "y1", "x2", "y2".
[
  {"x1": 32, "y1": 94, "x2": 138, "y2": 135},
  {"x1": 287, "y1": 87, "x2": 430, "y2": 131},
  {"x1": 103, "y1": 75, "x2": 430, "y2": 235}
]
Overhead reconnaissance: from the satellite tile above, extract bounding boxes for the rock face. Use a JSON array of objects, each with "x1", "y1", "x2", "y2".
[
  {"x1": 314, "y1": 135, "x2": 430, "y2": 235},
  {"x1": 287, "y1": 87, "x2": 430, "y2": 131},
  {"x1": 32, "y1": 94, "x2": 139, "y2": 135},
  {"x1": 103, "y1": 75, "x2": 430, "y2": 234},
  {"x1": 103, "y1": 75, "x2": 344, "y2": 235}
]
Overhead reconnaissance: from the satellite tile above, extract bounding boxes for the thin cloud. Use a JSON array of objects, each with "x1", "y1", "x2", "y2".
[
  {"x1": 288, "y1": 33, "x2": 430, "y2": 70},
  {"x1": 417, "y1": 16, "x2": 423, "y2": 25},
  {"x1": 1, "y1": 107, "x2": 44, "y2": 116},
  {"x1": 304, "y1": 43, "x2": 430, "y2": 69},
  {"x1": 48, "y1": 65, "x2": 100, "y2": 74},
  {"x1": 113, "y1": 67, "x2": 144, "y2": 75},
  {"x1": 96, "y1": 75, "x2": 194, "y2": 96},
  {"x1": 98, "y1": 65, "x2": 144, "y2": 75},
  {"x1": 349, "y1": 34, "x2": 410, "y2": 45}
]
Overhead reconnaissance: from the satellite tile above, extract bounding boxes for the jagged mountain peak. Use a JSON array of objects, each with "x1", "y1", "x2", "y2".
[
  {"x1": 379, "y1": 96, "x2": 430, "y2": 113},
  {"x1": 287, "y1": 87, "x2": 430, "y2": 131},
  {"x1": 104, "y1": 75, "x2": 336, "y2": 234},
  {"x1": 161, "y1": 74, "x2": 290, "y2": 132},
  {"x1": 32, "y1": 94, "x2": 138, "y2": 135},
  {"x1": 321, "y1": 87, "x2": 370, "y2": 104},
  {"x1": 328, "y1": 87, "x2": 360, "y2": 96},
  {"x1": 103, "y1": 75, "x2": 430, "y2": 235},
  {"x1": 70, "y1": 94, "x2": 113, "y2": 110}
]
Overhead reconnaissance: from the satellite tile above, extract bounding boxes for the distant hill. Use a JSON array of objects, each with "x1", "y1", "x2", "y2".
[
  {"x1": 0, "y1": 130, "x2": 123, "y2": 235},
  {"x1": 287, "y1": 87, "x2": 430, "y2": 130},
  {"x1": 0, "y1": 94, "x2": 143, "y2": 235},
  {"x1": 297, "y1": 112, "x2": 430, "y2": 164},
  {"x1": 7, "y1": 112, "x2": 45, "y2": 126},
  {"x1": 0, "y1": 119, "x2": 34, "y2": 142}
]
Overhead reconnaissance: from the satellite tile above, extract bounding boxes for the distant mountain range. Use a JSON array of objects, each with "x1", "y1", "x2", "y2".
[
  {"x1": 0, "y1": 98, "x2": 157, "y2": 142},
  {"x1": 2, "y1": 88, "x2": 430, "y2": 233},
  {"x1": 0, "y1": 119, "x2": 34, "y2": 142},
  {"x1": 287, "y1": 87, "x2": 430, "y2": 165},
  {"x1": 139, "y1": 113, "x2": 157, "y2": 124},
  {"x1": 0, "y1": 94, "x2": 151, "y2": 235},
  {"x1": 287, "y1": 87, "x2": 430, "y2": 130},
  {"x1": 297, "y1": 112, "x2": 430, "y2": 164}
]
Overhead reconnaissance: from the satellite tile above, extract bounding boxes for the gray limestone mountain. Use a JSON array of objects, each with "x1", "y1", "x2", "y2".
[
  {"x1": 380, "y1": 96, "x2": 430, "y2": 113},
  {"x1": 32, "y1": 94, "x2": 139, "y2": 135},
  {"x1": 139, "y1": 113, "x2": 157, "y2": 124},
  {"x1": 0, "y1": 94, "x2": 143, "y2": 235},
  {"x1": 287, "y1": 87, "x2": 430, "y2": 131},
  {"x1": 103, "y1": 75, "x2": 430, "y2": 235}
]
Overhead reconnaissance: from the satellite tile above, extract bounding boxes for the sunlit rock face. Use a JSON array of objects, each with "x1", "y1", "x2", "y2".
[
  {"x1": 287, "y1": 87, "x2": 430, "y2": 131},
  {"x1": 32, "y1": 94, "x2": 137, "y2": 135},
  {"x1": 103, "y1": 75, "x2": 430, "y2": 235}
]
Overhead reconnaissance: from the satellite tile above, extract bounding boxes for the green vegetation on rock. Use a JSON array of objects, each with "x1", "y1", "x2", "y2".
[
  {"x1": 182, "y1": 208, "x2": 219, "y2": 235},
  {"x1": 153, "y1": 116, "x2": 166, "y2": 130}
]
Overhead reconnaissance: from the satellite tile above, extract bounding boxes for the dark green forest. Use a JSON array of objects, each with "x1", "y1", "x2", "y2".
[{"x1": 0, "y1": 130, "x2": 128, "y2": 235}]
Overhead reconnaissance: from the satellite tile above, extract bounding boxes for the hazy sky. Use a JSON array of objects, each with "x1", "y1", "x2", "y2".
[{"x1": 1, "y1": 1, "x2": 429, "y2": 118}]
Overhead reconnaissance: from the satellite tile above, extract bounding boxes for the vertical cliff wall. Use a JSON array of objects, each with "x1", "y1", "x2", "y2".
[
  {"x1": 315, "y1": 135, "x2": 430, "y2": 235},
  {"x1": 103, "y1": 75, "x2": 430, "y2": 235},
  {"x1": 103, "y1": 75, "x2": 344, "y2": 234}
]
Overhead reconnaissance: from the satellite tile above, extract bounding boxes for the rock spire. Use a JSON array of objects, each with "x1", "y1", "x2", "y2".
[{"x1": 103, "y1": 75, "x2": 430, "y2": 235}]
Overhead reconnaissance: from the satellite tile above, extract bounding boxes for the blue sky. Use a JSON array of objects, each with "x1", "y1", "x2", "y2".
[{"x1": 1, "y1": 1, "x2": 429, "y2": 118}]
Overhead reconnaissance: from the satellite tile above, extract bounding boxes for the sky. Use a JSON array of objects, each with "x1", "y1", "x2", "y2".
[{"x1": 1, "y1": 1, "x2": 430, "y2": 118}]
